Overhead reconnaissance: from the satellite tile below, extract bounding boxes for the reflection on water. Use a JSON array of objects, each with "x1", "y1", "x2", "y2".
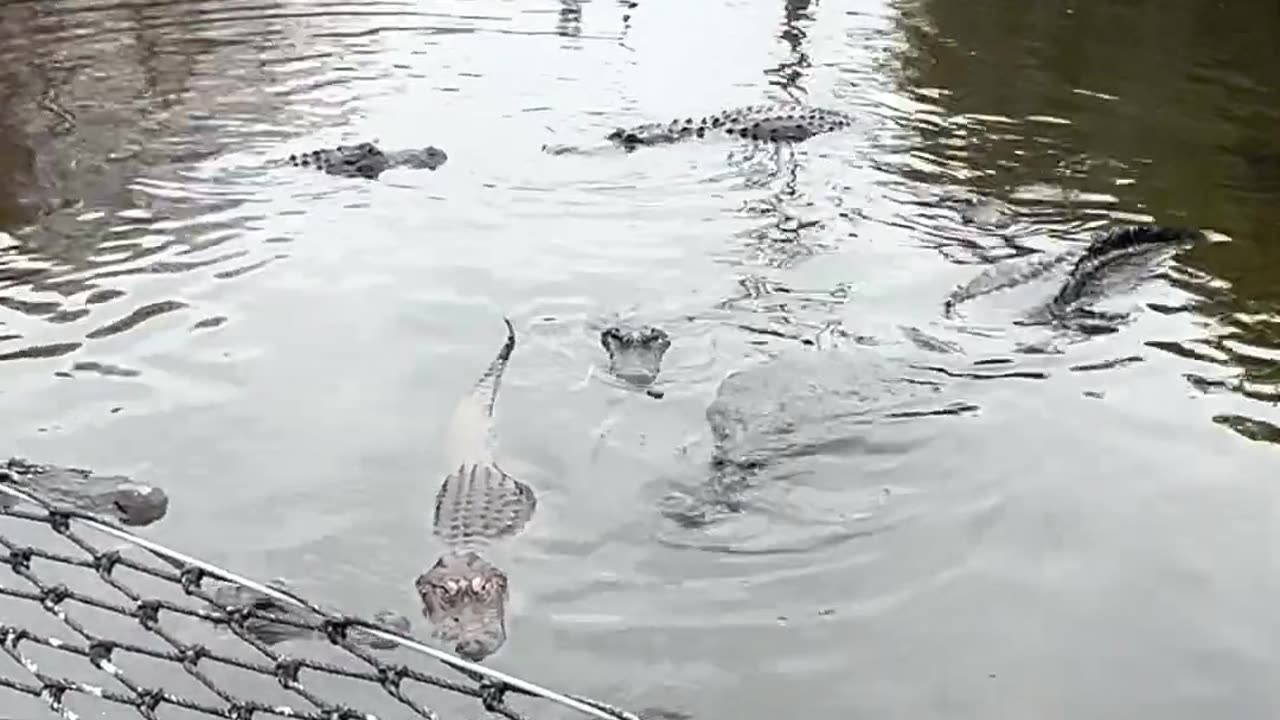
[{"x1": 1, "y1": 0, "x2": 1279, "y2": 718}]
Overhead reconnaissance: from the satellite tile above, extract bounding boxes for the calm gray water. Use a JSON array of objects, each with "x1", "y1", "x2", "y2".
[{"x1": 2, "y1": 0, "x2": 1279, "y2": 717}]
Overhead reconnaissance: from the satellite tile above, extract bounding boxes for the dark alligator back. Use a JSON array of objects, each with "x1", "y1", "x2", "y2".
[
  {"x1": 607, "y1": 104, "x2": 853, "y2": 148},
  {"x1": 1048, "y1": 225, "x2": 1208, "y2": 311}
]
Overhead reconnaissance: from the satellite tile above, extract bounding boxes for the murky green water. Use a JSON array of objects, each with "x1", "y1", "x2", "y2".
[{"x1": 2, "y1": 0, "x2": 1278, "y2": 717}]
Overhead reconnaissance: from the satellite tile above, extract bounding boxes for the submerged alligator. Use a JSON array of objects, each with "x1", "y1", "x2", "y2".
[
  {"x1": 600, "y1": 323, "x2": 672, "y2": 397},
  {"x1": 0, "y1": 457, "x2": 169, "y2": 527},
  {"x1": 206, "y1": 579, "x2": 411, "y2": 650},
  {"x1": 943, "y1": 224, "x2": 1214, "y2": 329},
  {"x1": 285, "y1": 141, "x2": 448, "y2": 179},
  {"x1": 659, "y1": 345, "x2": 977, "y2": 533},
  {"x1": 415, "y1": 318, "x2": 536, "y2": 662},
  {"x1": 544, "y1": 104, "x2": 854, "y2": 155}
]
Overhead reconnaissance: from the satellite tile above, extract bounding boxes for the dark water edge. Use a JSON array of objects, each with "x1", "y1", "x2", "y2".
[{"x1": 1, "y1": 0, "x2": 1279, "y2": 718}]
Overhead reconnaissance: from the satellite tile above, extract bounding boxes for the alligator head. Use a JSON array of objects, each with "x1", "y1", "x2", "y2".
[
  {"x1": 1, "y1": 458, "x2": 169, "y2": 527},
  {"x1": 287, "y1": 142, "x2": 447, "y2": 179},
  {"x1": 415, "y1": 551, "x2": 508, "y2": 661},
  {"x1": 600, "y1": 325, "x2": 671, "y2": 387},
  {"x1": 97, "y1": 480, "x2": 170, "y2": 526}
]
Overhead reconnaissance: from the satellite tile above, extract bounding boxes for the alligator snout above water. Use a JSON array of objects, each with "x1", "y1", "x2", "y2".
[
  {"x1": 286, "y1": 141, "x2": 448, "y2": 179},
  {"x1": 600, "y1": 324, "x2": 671, "y2": 389},
  {"x1": 1, "y1": 457, "x2": 169, "y2": 526}
]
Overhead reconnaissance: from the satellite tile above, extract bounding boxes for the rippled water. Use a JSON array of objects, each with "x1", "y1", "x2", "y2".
[{"x1": 2, "y1": 0, "x2": 1279, "y2": 717}]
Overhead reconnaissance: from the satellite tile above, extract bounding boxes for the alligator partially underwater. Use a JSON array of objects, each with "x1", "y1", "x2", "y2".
[
  {"x1": 659, "y1": 345, "x2": 978, "y2": 533},
  {"x1": 543, "y1": 104, "x2": 854, "y2": 155},
  {"x1": 600, "y1": 323, "x2": 672, "y2": 397},
  {"x1": 285, "y1": 141, "x2": 448, "y2": 179},
  {"x1": 943, "y1": 224, "x2": 1216, "y2": 331},
  {"x1": 0, "y1": 457, "x2": 169, "y2": 527},
  {"x1": 415, "y1": 318, "x2": 536, "y2": 662},
  {"x1": 205, "y1": 578, "x2": 411, "y2": 650}
]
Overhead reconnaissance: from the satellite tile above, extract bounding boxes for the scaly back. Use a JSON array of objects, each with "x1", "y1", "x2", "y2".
[
  {"x1": 434, "y1": 318, "x2": 537, "y2": 550},
  {"x1": 1048, "y1": 225, "x2": 1208, "y2": 311}
]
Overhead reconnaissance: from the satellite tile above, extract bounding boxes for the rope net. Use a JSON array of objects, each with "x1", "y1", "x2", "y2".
[{"x1": 0, "y1": 481, "x2": 642, "y2": 720}]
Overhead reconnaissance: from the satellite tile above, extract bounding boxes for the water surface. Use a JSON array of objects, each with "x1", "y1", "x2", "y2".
[{"x1": 2, "y1": 0, "x2": 1278, "y2": 717}]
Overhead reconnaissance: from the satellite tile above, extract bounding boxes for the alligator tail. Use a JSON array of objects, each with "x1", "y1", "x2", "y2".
[
  {"x1": 469, "y1": 317, "x2": 517, "y2": 418},
  {"x1": 943, "y1": 252, "x2": 1073, "y2": 317}
]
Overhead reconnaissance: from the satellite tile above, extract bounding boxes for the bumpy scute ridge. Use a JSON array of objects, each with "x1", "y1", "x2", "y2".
[
  {"x1": 432, "y1": 463, "x2": 536, "y2": 548},
  {"x1": 607, "y1": 104, "x2": 853, "y2": 147}
]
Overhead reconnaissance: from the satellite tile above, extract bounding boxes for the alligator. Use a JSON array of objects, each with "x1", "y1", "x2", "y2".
[
  {"x1": 207, "y1": 578, "x2": 411, "y2": 650},
  {"x1": 0, "y1": 457, "x2": 169, "y2": 527},
  {"x1": 600, "y1": 323, "x2": 671, "y2": 397},
  {"x1": 415, "y1": 318, "x2": 536, "y2": 662},
  {"x1": 659, "y1": 345, "x2": 978, "y2": 533},
  {"x1": 943, "y1": 224, "x2": 1215, "y2": 330},
  {"x1": 285, "y1": 141, "x2": 448, "y2": 179},
  {"x1": 542, "y1": 103, "x2": 854, "y2": 155}
]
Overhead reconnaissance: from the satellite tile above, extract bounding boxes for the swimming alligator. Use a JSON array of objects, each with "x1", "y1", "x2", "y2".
[
  {"x1": 943, "y1": 224, "x2": 1215, "y2": 330},
  {"x1": 0, "y1": 457, "x2": 169, "y2": 527},
  {"x1": 600, "y1": 323, "x2": 671, "y2": 397},
  {"x1": 285, "y1": 141, "x2": 448, "y2": 179},
  {"x1": 543, "y1": 104, "x2": 854, "y2": 155},
  {"x1": 415, "y1": 318, "x2": 536, "y2": 662}
]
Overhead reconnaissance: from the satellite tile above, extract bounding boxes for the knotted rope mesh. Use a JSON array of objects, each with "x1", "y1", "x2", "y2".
[{"x1": 0, "y1": 483, "x2": 642, "y2": 720}]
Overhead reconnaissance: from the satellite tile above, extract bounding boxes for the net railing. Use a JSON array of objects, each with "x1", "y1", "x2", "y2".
[{"x1": 0, "y1": 482, "x2": 644, "y2": 720}]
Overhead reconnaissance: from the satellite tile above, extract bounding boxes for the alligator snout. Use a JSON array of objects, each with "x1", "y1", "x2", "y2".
[
  {"x1": 456, "y1": 636, "x2": 498, "y2": 662},
  {"x1": 415, "y1": 552, "x2": 510, "y2": 662},
  {"x1": 600, "y1": 325, "x2": 671, "y2": 387},
  {"x1": 108, "y1": 482, "x2": 170, "y2": 526}
]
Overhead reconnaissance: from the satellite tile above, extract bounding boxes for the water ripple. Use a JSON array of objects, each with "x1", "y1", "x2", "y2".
[{"x1": 2, "y1": 0, "x2": 1280, "y2": 717}]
